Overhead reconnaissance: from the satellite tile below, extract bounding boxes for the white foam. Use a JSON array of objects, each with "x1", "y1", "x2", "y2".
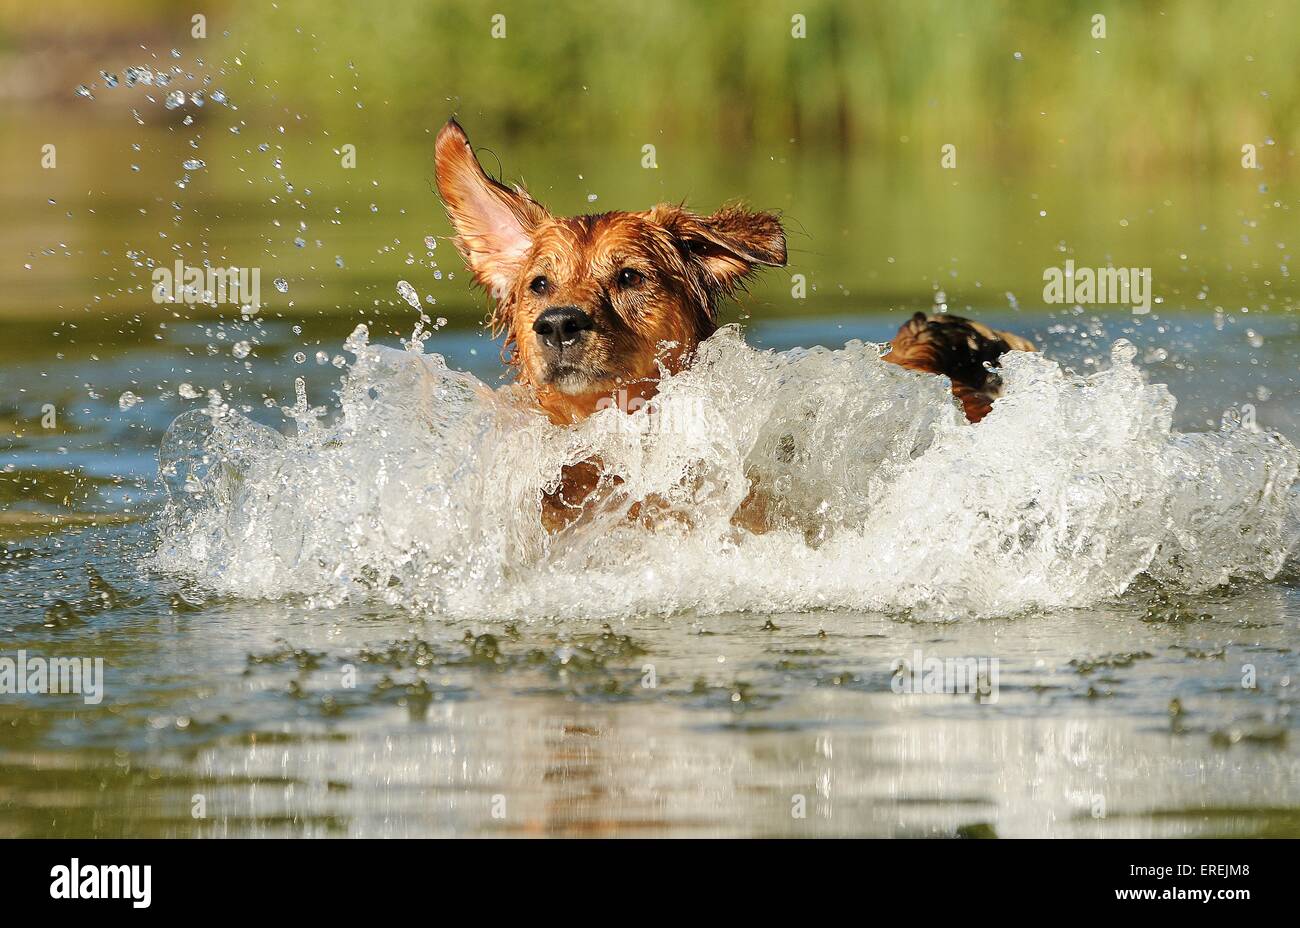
[{"x1": 153, "y1": 326, "x2": 1300, "y2": 619}]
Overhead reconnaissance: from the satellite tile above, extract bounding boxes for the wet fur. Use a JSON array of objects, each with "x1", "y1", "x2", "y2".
[
  {"x1": 885, "y1": 312, "x2": 1036, "y2": 422},
  {"x1": 434, "y1": 119, "x2": 1034, "y2": 531},
  {"x1": 436, "y1": 120, "x2": 784, "y2": 426}
]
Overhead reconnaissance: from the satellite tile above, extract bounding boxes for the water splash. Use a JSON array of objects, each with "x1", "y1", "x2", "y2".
[
  {"x1": 152, "y1": 329, "x2": 1300, "y2": 620},
  {"x1": 396, "y1": 280, "x2": 421, "y2": 309}
]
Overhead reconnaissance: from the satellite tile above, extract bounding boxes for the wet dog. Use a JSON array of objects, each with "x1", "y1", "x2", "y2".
[{"x1": 434, "y1": 119, "x2": 1034, "y2": 530}]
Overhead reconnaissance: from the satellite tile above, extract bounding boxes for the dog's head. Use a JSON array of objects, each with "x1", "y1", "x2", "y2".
[{"x1": 434, "y1": 119, "x2": 786, "y2": 422}]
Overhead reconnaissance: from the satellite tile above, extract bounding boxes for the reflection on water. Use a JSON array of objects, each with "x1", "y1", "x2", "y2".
[
  {"x1": 1, "y1": 517, "x2": 1297, "y2": 838},
  {"x1": 4, "y1": 111, "x2": 1298, "y2": 328},
  {"x1": 1, "y1": 312, "x2": 1297, "y2": 837}
]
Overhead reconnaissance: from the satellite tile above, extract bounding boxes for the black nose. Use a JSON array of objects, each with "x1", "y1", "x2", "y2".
[{"x1": 532, "y1": 306, "x2": 593, "y2": 349}]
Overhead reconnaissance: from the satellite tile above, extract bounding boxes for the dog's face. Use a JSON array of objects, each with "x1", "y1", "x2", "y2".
[{"x1": 434, "y1": 119, "x2": 786, "y2": 422}]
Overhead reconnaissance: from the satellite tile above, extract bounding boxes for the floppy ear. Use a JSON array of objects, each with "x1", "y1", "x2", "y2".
[
  {"x1": 434, "y1": 119, "x2": 549, "y2": 301},
  {"x1": 652, "y1": 203, "x2": 787, "y2": 297}
]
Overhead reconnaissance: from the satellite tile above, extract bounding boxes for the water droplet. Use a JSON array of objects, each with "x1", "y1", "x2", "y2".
[
  {"x1": 165, "y1": 89, "x2": 186, "y2": 109},
  {"x1": 124, "y1": 66, "x2": 154, "y2": 87},
  {"x1": 74, "y1": 84, "x2": 94, "y2": 100},
  {"x1": 181, "y1": 159, "x2": 205, "y2": 171},
  {"x1": 293, "y1": 351, "x2": 306, "y2": 364},
  {"x1": 274, "y1": 277, "x2": 289, "y2": 293},
  {"x1": 118, "y1": 391, "x2": 142, "y2": 410},
  {"x1": 178, "y1": 382, "x2": 202, "y2": 399},
  {"x1": 344, "y1": 323, "x2": 370, "y2": 352},
  {"x1": 232, "y1": 340, "x2": 252, "y2": 359},
  {"x1": 396, "y1": 280, "x2": 421, "y2": 309},
  {"x1": 1110, "y1": 339, "x2": 1138, "y2": 364}
]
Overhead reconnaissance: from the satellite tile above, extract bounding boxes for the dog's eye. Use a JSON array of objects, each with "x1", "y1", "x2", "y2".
[
  {"x1": 529, "y1": 275, "x2": 549, "y2": 295},
  {"x1": 617, "y1": 268, "x2": 644, "y2": 288}
]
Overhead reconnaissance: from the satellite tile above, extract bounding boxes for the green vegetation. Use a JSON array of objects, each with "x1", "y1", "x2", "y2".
[
  {"x1": 1, "y1": 1, "x2": 1296, "y2": 322},
  {"x1": 219, "y1": 0, "x2": 1300, "y2": 172}
]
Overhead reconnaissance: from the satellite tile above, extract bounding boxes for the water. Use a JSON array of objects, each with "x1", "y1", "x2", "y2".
[
  {"x1": 3, "y1": 30, "x2": 1299, "y2": 837},
  {"x1": 153, "y1": 326, "x2": 1296, "y2": 618},
  {"x1": 3, "y1": 309, "x2": 1298, "y2": 837}
]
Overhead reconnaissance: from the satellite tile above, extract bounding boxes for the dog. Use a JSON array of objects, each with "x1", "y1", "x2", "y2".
[{"x1": 433, "y1": 119, "x2": 1035, "y2": 531}]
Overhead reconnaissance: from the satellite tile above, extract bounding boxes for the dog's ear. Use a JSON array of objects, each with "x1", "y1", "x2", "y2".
[
  {"x1": 652, "y1": 203, "x2": 787, "y2": 297},
  {"x1": 435, "y1": 119, "x2": 549, "y2": 301}
]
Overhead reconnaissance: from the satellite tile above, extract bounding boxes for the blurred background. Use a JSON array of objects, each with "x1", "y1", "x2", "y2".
[{"x1": 2, "y1": 0, "x2": 1297, "y2": 337}]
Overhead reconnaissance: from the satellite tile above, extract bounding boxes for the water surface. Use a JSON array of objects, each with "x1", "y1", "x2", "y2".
[{"x1": 2, "y1": 309, "x2": 1297, "y2": 838}]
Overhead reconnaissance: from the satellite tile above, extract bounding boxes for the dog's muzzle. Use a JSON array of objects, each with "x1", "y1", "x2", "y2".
[{"x1": 532, "y1": 306, "x2": 593, "y2": 351}]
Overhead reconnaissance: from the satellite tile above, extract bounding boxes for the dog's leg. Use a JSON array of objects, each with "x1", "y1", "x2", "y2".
[
  {"x1": 884, "y1": 312, "x2": 1035, "y2": 422},
  {"x1": 541, "y1": 461, "x2": 606, "y2": 532}
]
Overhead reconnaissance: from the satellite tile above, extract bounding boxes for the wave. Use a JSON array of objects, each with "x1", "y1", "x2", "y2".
[{"x1": 152, "y1": 325, "x2": 1300, "y2": 619}]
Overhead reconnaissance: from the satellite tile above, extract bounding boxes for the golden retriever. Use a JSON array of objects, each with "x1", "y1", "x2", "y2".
[{"x1": 433, "y1": 119, "x2": 1034, "y2": 530}]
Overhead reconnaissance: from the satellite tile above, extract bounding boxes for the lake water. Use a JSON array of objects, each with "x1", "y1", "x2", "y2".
[
  {"x1": 2, "y1": 303, "x2": 1297, "y2": 837},
  {"x1": 1, "y1": 69, "x2": 1299, "y2": 836}
]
